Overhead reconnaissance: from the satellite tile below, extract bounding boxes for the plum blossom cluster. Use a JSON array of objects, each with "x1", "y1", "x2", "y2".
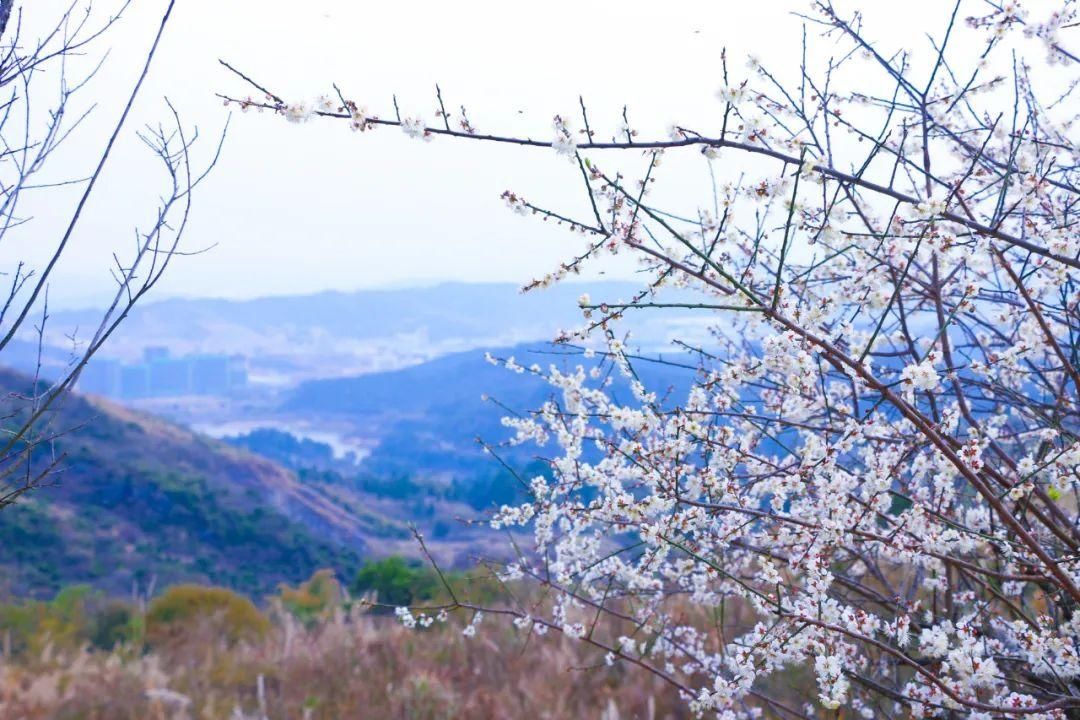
[
  {"x1": 478, "y1": 4, "x2": 1080, "y2": 715},
  {"x1": 967, "y1": 1, "x2": 1078, "y2": 64},
  {"x1": 551, "y1": 115, "x2": 578, "y2": 158},
  {"x1": 252, "y1": 0, "x2": 1080, "y2": 716},
  {"x1": 393, "y1": 606, "x2": 448, "y2": 629}
]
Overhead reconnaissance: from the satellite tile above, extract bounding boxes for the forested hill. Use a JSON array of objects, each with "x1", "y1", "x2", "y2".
[{"x1": 0, "y1": 368, "x2": 370, "y2": 599}]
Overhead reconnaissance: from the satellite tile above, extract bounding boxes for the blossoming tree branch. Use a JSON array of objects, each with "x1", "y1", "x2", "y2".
[{"x1": 225, "y1": 1, "x2": 1079, "y2": 716}]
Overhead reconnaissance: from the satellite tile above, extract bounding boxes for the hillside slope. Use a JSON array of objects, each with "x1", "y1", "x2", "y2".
[{"x1": 0, "y1": 368, "x2": 378, "y2": 598}]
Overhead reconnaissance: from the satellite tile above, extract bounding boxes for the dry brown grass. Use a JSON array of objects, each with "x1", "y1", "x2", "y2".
[{"x1": 0, "y1": 607, "x2": 690, "y2": 719}]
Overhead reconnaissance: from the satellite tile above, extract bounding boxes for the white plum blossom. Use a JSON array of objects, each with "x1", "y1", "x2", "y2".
[
  {"x1": 348, "y1": 105, "x2": 371, "y2": 132},
  {"x1": 284, "y1": 101, "x2": 313, "y2": 124},
  {"x1": 401, "y1": 116, "x2": 429, "y2": 140},
  {"x1": 551, "y1": 115, "x2": 577, "y2": 158},
  {"x1": 814, "y1": 654, "x2": 849, "y2": 709},
  {"x1": 901, "y1": 359, "x2": 939, "y2": 392},
  {"x1": 462, "y1": 611, "x2": 484, "y2": 638},
  {"x1": 717, "y1": 84, "x2": 747, "y2": 105},
  {"x1": 394, "y1": 606, "x2": 417, "y2": 629},
  {"x1": 919, "y1": 623, "x2": 951, "y2": 658}
]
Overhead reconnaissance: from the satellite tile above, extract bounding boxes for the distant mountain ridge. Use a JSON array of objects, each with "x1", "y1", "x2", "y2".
[
  {"x1": 34, "y1": 282, "x2": 712, "y2": 386},
  {"x1": 41, "y1": 281, "x2": 637, "y2": 354}
]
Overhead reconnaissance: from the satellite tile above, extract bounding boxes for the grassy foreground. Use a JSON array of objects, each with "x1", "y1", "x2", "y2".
[{"x1": 0, "y1": 571, "x2": 688, "y2": 719}]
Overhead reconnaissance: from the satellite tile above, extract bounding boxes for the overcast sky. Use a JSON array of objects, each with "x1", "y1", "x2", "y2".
[{"x1": 13, "y1": 0, "x2": 1003, "y2": 307}]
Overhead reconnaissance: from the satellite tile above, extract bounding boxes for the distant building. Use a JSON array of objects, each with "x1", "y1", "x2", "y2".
[
  {"x1": 77, "y1": 349, "x2": 249, "y2": 400},
  {"x1": 148, "y1": 352, "x2": 191, "y2": 396},
  {"x1": 120, "y1": 364, "x2": 150, "y2": 398},
  {"x1": 191, "y1": 355, "x2": 230, "y2": 394},
  {"x1": 79, "y1": 358, "x2": 122, "y2": 396}
]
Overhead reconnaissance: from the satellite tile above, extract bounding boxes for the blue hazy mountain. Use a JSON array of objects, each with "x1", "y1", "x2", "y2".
[
  {"x1": 44, "y1": 281, "x2": 641, "y2": 350},
  {"x1": 40, "y1": 282, "x2": 713, "y2": 388},
  {"x1": 284, "y1": 343, "x2": 698, "y2": 478}
]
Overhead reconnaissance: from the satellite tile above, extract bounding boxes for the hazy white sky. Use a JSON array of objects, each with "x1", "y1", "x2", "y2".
[{"x1": 14, "y1": 0, "x2": 1001, "y2": 307}]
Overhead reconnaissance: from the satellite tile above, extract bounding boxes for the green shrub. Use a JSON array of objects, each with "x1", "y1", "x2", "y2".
[
  {"x1": 146, "y1": 585, "x2": 269, "y2": 647},
  {"x1": 89, "y1": 600, "x2": 139, "y2": 650},
  {"x1": 352, "y1": 557, "x2": 439, "y2": 609},
  {"x1": 0, "y1": 585, "x2": 139, "y2": 657}
]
